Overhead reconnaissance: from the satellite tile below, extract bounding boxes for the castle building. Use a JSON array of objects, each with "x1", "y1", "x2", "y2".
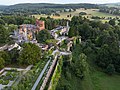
[{"x1": 13, "y1": 19, "x2": 45, "y2": 43}]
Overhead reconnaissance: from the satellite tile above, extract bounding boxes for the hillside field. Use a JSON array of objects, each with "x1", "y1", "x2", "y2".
[{"x1": 82, "y1": 66, "x2": 120, "y2": 90}]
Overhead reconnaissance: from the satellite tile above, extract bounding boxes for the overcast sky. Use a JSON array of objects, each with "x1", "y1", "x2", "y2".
[{"x1": 0, "y1": 0, "x2": 120, "y2": 5}]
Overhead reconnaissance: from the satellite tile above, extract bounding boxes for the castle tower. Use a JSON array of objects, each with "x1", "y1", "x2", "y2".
[{"x1": 36, "y1": 19, "x2": 45, "y2": 31}]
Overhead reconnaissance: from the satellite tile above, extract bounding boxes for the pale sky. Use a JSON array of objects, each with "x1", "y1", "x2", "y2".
[{"x1": 0, "y1": 0, "x2": 120, "y2": 5}]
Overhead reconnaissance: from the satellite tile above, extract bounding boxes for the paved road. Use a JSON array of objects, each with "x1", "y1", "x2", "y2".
[
  {"x1": 0, "y1": 44, "x2": 8, "y2": 51},
  {"x1": 56, "y1": 36, "x2": 68, "y2": 45},
  {"x1": 60, "y1": 51, "x2": 71, "y2": 55},
  {"x1": 31, "y1": 59, "x2": 51, "y2": 90},
  {"x1": 52, "y1": 49, "x2": 71, "y2": 56}
]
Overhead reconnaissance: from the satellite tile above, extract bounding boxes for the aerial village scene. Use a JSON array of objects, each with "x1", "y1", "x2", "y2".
[
  {"x1": 0, "y1": 0, "x2": 120, "y2": 90},
  {"x1": 0, "y1": 17, "x2": 79, "y2": 90}
]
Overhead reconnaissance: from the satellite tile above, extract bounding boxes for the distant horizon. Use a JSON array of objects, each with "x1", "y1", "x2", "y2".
[{"x1": 0, "y1": 0, "x2": 120, "y2": 5}]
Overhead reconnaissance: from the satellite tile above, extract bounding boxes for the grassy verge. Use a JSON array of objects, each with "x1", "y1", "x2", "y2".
[{"x1": 48, "y1": 56, "x2": 63, "y2": 90}]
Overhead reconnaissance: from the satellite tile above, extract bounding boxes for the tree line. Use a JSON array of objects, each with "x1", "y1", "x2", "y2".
[{"x1": 99, "y1": 7, "x2": 120, "y2": 16}]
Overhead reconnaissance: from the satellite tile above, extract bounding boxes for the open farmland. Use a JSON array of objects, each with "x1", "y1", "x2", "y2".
[{"x1": 33, "y1": 8, "x2": 120, "y2": 21}]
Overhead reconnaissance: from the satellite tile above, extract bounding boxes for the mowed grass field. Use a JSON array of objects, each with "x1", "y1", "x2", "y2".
[{"x1": 33, "y1": 8, "x2": 120, "y2": 22}]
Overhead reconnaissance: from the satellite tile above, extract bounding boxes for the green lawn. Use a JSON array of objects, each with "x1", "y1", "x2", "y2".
[
  {"x1": 80, "y1": 48, "x2": 120, "y2": 90},
  {"x1": 90, "y1": 70, "x2": 120, "y2": 90}
]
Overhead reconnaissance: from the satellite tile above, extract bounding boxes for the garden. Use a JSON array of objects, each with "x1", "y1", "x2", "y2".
[
  {"x1": 11, "y1": 57, "x2": 51, "y2": 90},
  {"x1": 0, "y1": 69, "x2": 19, "y2": 90}
]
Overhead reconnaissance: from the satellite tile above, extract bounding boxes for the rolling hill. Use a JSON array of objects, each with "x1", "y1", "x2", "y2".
[{"x1": 0, "y1": 3, "x2": 98, "y2": 15}]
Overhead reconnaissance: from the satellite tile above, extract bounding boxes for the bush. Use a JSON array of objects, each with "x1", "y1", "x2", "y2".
[
  {"x1": 91, "y1": 16, "x2": 101, "y2": 19},
  {"x1": 0, "y1": 79, "x2": 3, "y2": 84},
  {"x1": 0, "y1": 57, "x2": 5, "y2": 69},
  {"x1": 2, "y1": 80, "x2": 9, "y2": 85},
  {"x1": 6, "y1": 72, "x2": 11, "y2": 76},
  {"x1": 106, "y1": 64, "x2": 115, "y2": 75},
  {"x1": 79, "y1": 12, "x2": 87, "y2": 15},
  {"x1": 3, "y1": 86, "x2": 11, "y2": 90}
]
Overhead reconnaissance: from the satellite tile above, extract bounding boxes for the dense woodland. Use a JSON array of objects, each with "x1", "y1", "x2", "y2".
[{"x1": 68, "y1": 16, "x2": 120, "y2": 73}]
